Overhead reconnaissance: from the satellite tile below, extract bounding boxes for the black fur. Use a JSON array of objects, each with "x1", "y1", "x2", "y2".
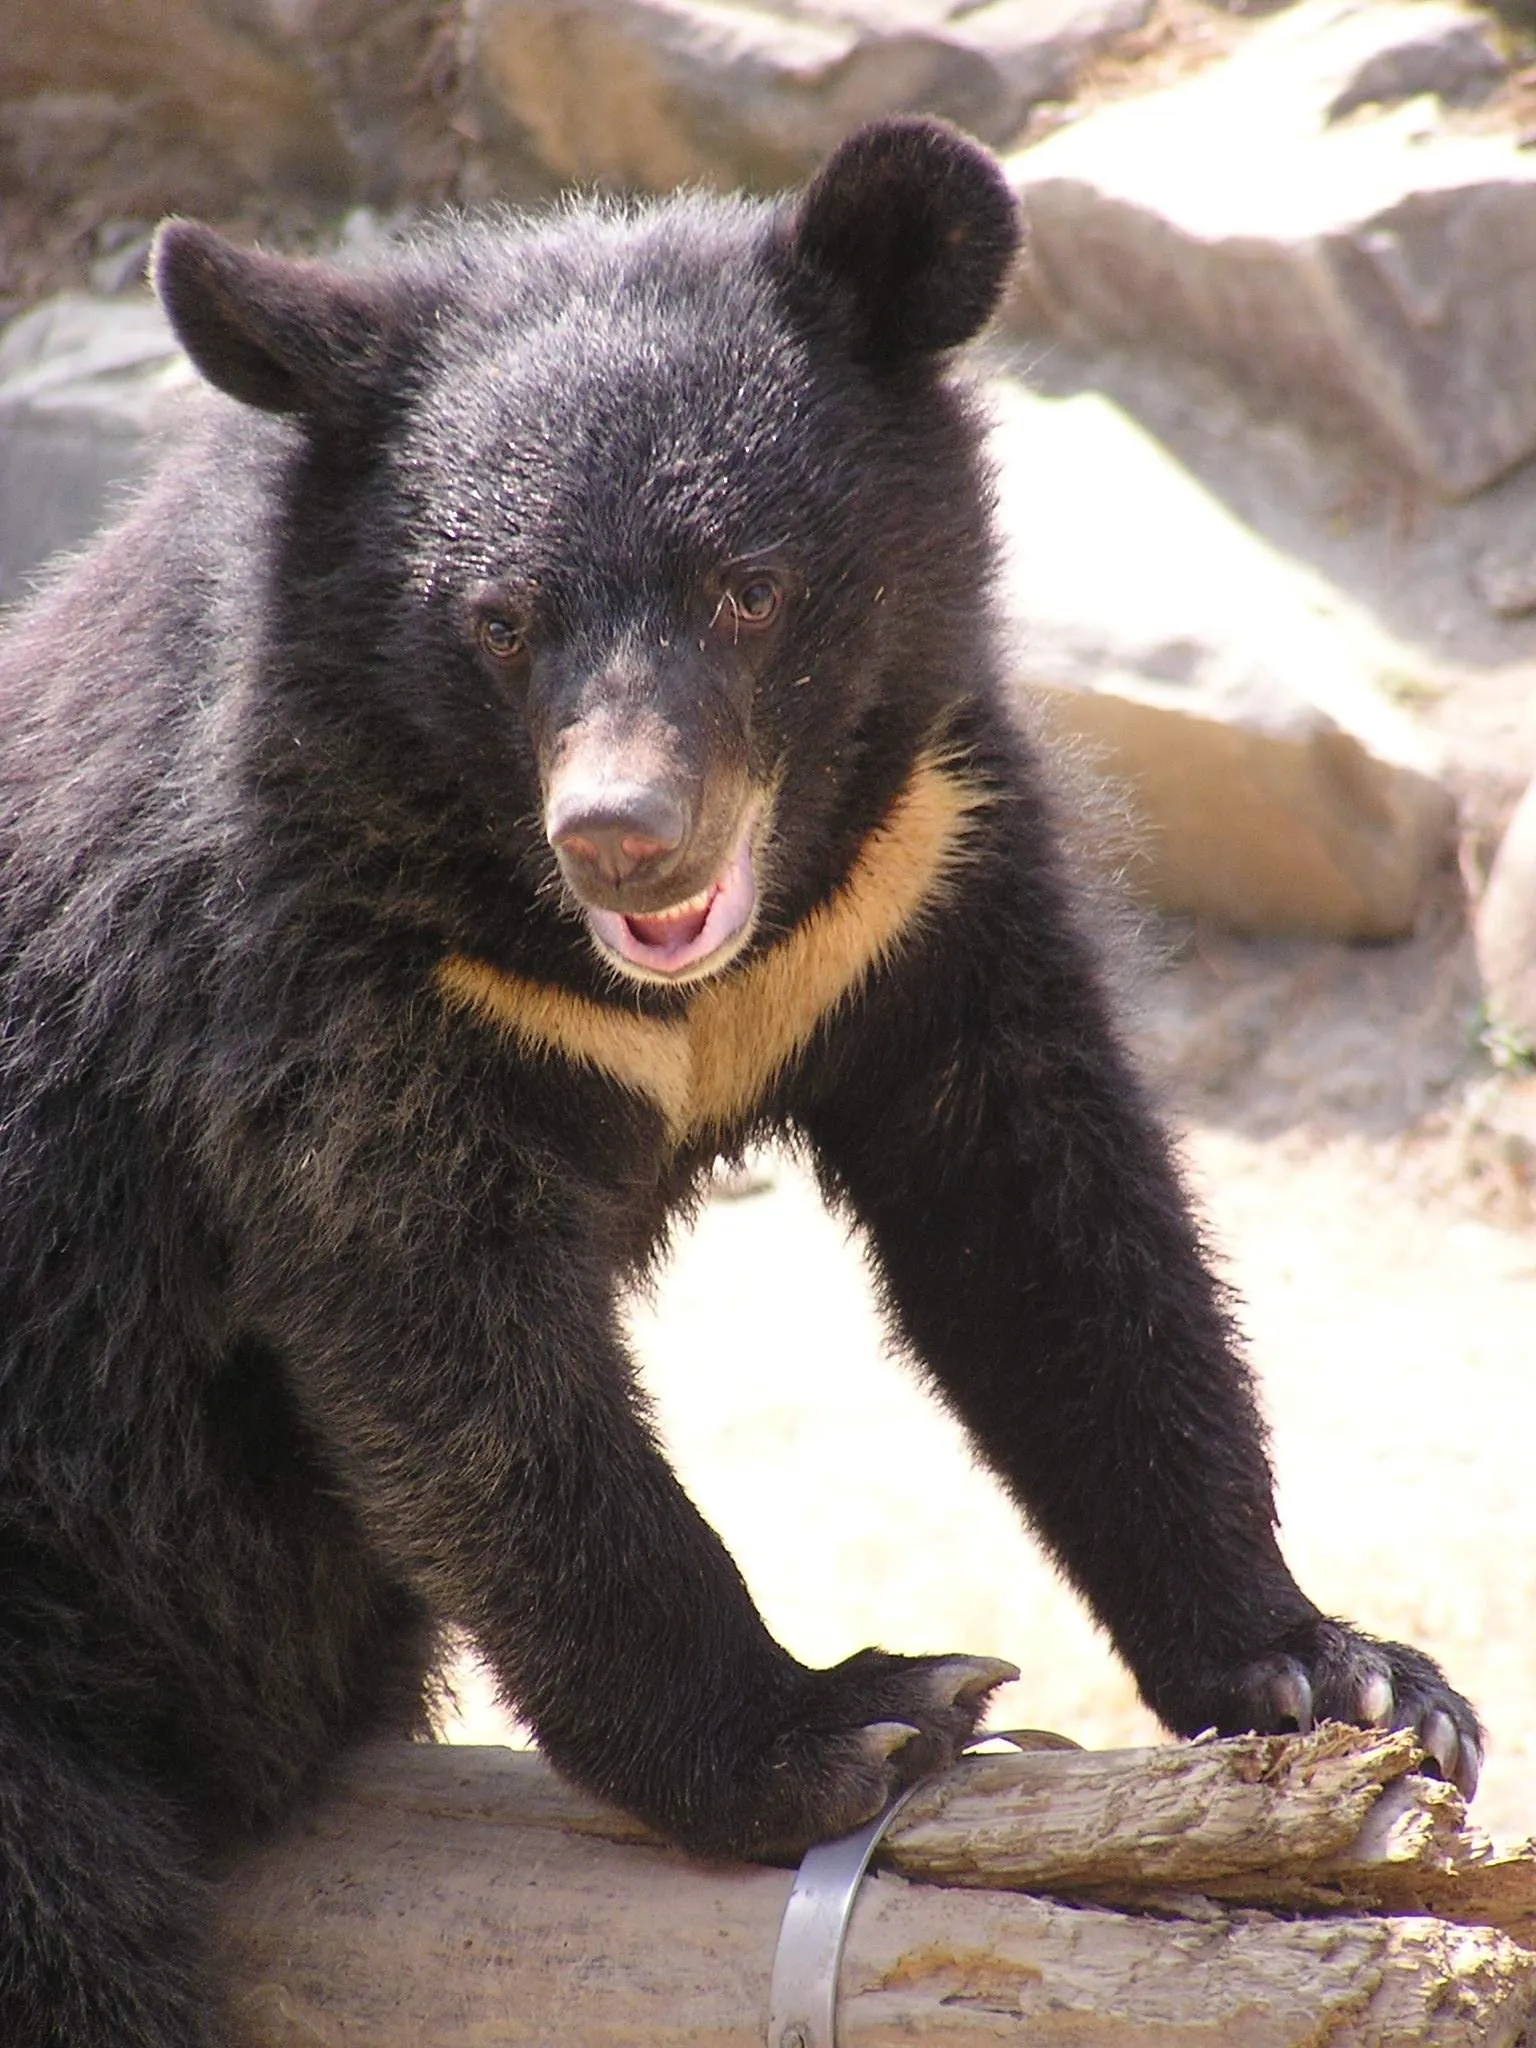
[{"x1": 0, "y1": 119, "x2": 1477, "y2": 2046}]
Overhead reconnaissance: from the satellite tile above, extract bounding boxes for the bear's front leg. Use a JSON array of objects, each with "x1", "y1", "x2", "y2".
[
  {"x1": 243, "y1": 1144, "x2": 1013, "y2": 1857},
  {"x1": 795, "y1": 829, "x2": 1481, "y2": 1796},
  {"x1": 425, "y1": 1335, "x2": 1020, "y2": 1855}
]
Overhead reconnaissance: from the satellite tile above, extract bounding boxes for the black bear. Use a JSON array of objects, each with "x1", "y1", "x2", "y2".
[{"x1": 0, "y1": 118, "x2": 1477, "y2": 2045}]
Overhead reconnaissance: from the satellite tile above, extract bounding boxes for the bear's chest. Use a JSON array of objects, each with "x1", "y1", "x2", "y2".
[{"x1": 435, "y1": 755, "x2": 988, "y2": 1151}]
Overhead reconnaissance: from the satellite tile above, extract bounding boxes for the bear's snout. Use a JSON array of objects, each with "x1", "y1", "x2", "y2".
[
  {"x1": 546, "y1": 779, "x2": 690, "y2": 894},
  {"x1": 543, "y1": 741, "x2": 761, "y2": 983}
]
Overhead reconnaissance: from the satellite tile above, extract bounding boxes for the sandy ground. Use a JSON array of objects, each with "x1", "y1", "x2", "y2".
[{"x1": 442, "y1": 894, "x2": 1536, "y2": 1847}]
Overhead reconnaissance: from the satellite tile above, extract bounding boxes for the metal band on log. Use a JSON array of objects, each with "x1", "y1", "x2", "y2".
[{"x1": 221, "y1": 1725, "x2": 1536, "y2": 2046}]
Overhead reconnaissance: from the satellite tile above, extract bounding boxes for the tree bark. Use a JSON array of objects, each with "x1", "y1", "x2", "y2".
[
  {"x1": 886, "y1": 1725, "x2": 1536, "y2": 1943},
  {"x1": 219, "y1": 1732, "x2": 1536, "y2": 2048}
]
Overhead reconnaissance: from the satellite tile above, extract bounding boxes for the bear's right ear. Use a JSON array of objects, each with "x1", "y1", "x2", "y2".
[
  {"x1": 152, "y1": 220, "x2": 403, "y2": 418},
  {"x1": 782, "y1": 118, "x2": 1021, "y2": 367}
]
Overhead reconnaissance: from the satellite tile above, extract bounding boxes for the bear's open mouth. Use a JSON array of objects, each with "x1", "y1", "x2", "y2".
[{"x1": 583, "y1": 809, "x2": 759, "y2": 982}]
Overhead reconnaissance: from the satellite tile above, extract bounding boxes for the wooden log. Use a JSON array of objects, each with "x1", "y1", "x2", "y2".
[
  {"x1": 220, "y1": 1735, "x2": 1536, "y2": 2047},
  {"x1": 888, "y1": 1723, "x2": 1417, "y2": 1885},
  {"x1": 884, "y1": 1726, "x2": 1536, "y2": 1946}
]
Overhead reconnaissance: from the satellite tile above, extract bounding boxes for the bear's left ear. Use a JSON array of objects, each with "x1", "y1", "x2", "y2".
[
  {"x1": 152, "y1": 220, "x2": 408, "y2": 419},
  {"x1": 782, "y1": 118, "x2": 1021, "y2": 365}
]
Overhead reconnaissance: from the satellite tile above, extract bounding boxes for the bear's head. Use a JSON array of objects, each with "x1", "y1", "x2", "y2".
[{"x1": 153, "y1": 120, "x2": 1019, "y2": 989}]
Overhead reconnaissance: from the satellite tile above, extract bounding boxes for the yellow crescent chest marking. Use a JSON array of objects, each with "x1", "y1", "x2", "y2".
[
  {"x1": 436, "y1": 754, "x2": 989, "y2": 1144},
  {"x1": 436, "y1": 953, "x2": 695, "y2": 1130}
]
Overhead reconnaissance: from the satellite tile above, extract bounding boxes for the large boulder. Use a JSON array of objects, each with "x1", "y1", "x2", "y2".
[
  {"x1": 1006, "y1": 0, "x2": 1536, "y2": 499},
  {"x1": 460, "y1": 0, "x2": 1150, "y2": 197},
  {"x1": 990, "y1": 377, "x2": 1455, "y2": 939}
]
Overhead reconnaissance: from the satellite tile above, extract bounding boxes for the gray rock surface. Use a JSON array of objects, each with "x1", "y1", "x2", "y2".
[
  {"x1": 1476, "y1": 772, "x2": 1536, "y2": 1046},
  {"x1": 0, "y1": 293, "x2": 191, "y2": 604},
  {"x1": 1007, "y1": 0, "x2": 1536, "y2": 499},
  {"x1": 462, "y1": 0, "x2": 1149, "y2": 195},
  {"x1": 1472, "y1": 540, "x2": 1536, "y2": 621},
  {"x1": 1325, "y1": 14, "x2": 1506, "y2": 119},
  {"x1": 990, "y1": 376, "x2": 1455, "y2": 939}
]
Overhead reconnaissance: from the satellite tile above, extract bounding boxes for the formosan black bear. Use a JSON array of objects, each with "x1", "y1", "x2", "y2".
[{"x1": 0, "y1": 119, "x2": 1477, "y2": 2045}]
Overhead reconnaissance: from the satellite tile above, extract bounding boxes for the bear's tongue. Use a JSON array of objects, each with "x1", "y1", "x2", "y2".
[{"x1": 624, "y1": 888, "x2": 715, "y2": 951}]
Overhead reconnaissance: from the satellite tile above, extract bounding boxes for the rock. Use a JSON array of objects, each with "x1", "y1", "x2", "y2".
[
  {"x1": 286, "y1": 0, "x2": 470, "y2": 209},
  {"x1": 1005, "y1": 0, "x2": 1536, "y2": 499},
  {"x1": 1, "y1": 0, "x2": 354, "y2": 223},
  {"x1": 990, "y1": 377, "x2": 1455, "y2": 939},
  {"x1": 86, "y1": 224, "x2": 157, "y2": 298},
  {"x1": 1476, "y1": 774, "x2": 1536, "y2": 1048},
  {"x1": 461, "y1": 0, "x2": 1150, "y2": 197},
  {"x1": 1325, "y1": 17, "x2": 1506, "y2": 119},
  {"x1": 1472, "y1": 541, "x2": 1536, "y2": 620},
  {"x1": 0, "y1": 293, "x2": 192, "y2": 604}
]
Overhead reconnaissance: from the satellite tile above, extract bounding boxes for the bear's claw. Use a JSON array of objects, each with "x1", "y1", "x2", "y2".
[
  {"x1": 1209, "y1": 1622, "x2": 1482, "y2": 1799},
  {"x1": 859, "y1": 1719, "x2": 924, "y2": 1766},
  {"x1": 930, "y1": 1654, "x2": 1021, "y2": 1709}
]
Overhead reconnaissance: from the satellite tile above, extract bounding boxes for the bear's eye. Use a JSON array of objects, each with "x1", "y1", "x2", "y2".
[
  {"x1": 477, "y1": 614, "x2": 528, "y2": 663},
  {"x1": 722, "y1": 571, "x2": 784, "y2": 633}
]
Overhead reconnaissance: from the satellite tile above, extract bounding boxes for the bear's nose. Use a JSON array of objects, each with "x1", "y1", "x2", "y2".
[{"x1": 546, "y1": 783, "x2": 689, "y2": 888}]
